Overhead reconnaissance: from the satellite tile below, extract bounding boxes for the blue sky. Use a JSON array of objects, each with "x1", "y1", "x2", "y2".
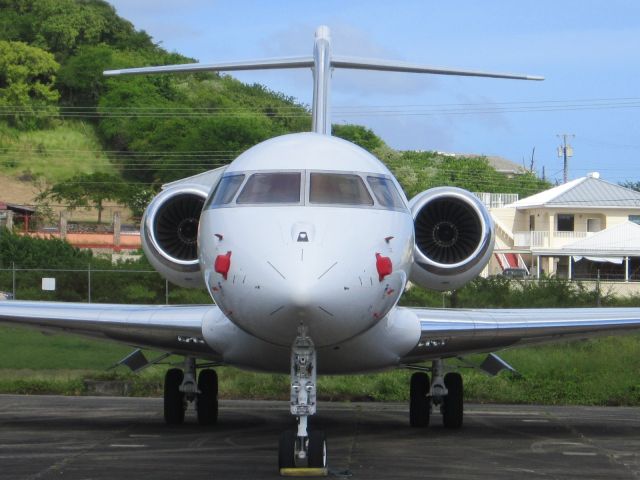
[{"x1": 107, "y1": 1, "x2": 640, "y2": 184}]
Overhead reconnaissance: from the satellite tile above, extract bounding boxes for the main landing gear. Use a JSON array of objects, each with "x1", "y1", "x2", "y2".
[
  {"x1": 409, "y1": 359, "x2": 463, "y2": 429},
  {"x1": 163, "y1": 356, "x2": 219, "y2": 426},
  {"x1": 278, "y1": 327, "x2": 328, "y2": 475}
]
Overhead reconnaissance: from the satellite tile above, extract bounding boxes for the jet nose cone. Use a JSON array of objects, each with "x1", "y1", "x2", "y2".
[
  {"x1": 289, "y1": 279, "x2": 313, "y2": 312},
  {"x1": 200, "y1": 206, "x2": 413, "y2": 347}
]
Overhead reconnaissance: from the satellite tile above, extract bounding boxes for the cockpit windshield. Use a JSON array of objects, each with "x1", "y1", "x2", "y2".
[
  {"x1": 205, "y1": 174, "x2": 245, "y2": 208},
  {"x1": 309, "y1": 173, "x2": 373, "y2": 206},
  {"x1": 236, "y1": 172, "x2": 301, "y2": 204},
  {"x1": 366, "y1": 176, "x2": 405, "y2": 209},
  {"x1": 205, "y1": 170, "x2": 407, "y2": 211}
]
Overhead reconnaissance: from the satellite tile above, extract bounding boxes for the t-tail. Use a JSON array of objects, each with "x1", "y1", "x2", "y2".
[{"x1": 104, "y1": 25, "x2": 543, "y2": 135}]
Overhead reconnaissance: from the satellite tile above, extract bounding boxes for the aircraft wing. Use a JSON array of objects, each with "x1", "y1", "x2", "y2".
[
  {"x1": 0, "y1": 301, "x2": 222, "y2": 359},
  {"x1": 400, "y1": 306, "x2": 640, "y2": 363}
]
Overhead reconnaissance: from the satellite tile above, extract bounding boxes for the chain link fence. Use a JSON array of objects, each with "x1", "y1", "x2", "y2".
[{"x1": 0, "y1": 265, "x2": 210, "y2": 305}]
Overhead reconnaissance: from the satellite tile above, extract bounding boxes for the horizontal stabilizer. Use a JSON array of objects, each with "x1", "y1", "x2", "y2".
[
  {"x1": 103, "y1": 25, "x2": 543, "y2": 135},
  {"x1": 104, "y1": 57, "x2": 314, "y2": 76},
  {"x1": 105, "y1": 55, "x2": 543, "y2": 81},
  {"x1": 332, "y1": 55, "x2": 544, "y2": 81}
]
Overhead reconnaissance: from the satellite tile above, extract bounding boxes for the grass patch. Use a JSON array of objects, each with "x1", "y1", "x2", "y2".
[
  {"x1": 463, "y1": 337, "x2": 640, "y2": 406},
  {"x1": 1, "y1": 327, "x2": 640, "y2": 405},
  {"x1": 0, "y1": 327, "x2": 132, "y2": 369},
  {"x1": 0, "y1": 120, "x2": 116, "y2": 183}
]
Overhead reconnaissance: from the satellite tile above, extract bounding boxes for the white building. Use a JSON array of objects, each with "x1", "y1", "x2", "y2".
[{"x1": 489, "y1": 173, "x2": 640, "y2": 292}]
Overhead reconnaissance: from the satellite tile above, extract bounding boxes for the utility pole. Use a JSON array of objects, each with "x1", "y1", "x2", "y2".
[{"x1": 556, "y1": 134, "x2": 575, "y2": 183}]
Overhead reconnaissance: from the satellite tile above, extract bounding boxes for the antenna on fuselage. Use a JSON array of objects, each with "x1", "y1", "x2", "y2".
[{"x1": 104, "y1": 26, "x2": 543, "y2": 136}]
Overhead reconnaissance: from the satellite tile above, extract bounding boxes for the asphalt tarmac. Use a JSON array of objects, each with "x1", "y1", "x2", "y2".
[{"x1": 0, "y1": 395, "x2": 639, "y2": 479}]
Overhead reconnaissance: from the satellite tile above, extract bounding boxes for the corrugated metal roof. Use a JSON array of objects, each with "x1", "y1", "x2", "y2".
[
  {"x1": 562, "y1": 221, "x2": 640, "y2": 252},
  {"x1": 552, "y1": 177, "x2": 640, "y2": 207},
  {"x1": 507, "y1": 177, "x2": 585, "y2": 208},
  {"x1": 0, "y1": 202, "x2": 35, "y2": 213},
  {"x1": 509, "y1": 176, "x2": 640, "y2": 208}
]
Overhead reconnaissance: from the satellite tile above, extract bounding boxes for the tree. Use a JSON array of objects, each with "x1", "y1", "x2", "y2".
[
  {"x1": 37, "y1": 172, "x2": 130, "y2": 223},
  {"x1": 620, "y1": 181, "x2": 640, "y2": 192},
  {"x1": 0, "y1": 229, "x2": 92, "y2": 269},
  {"x1": 97, "y1": 72, "x2": 309, "y2": 183},
  {"x1": 0, "y1": 0, "x2": 157, "y2": 60},
  {"x1": 333, "y1": 124, "x2": 384, "y2": 152},
  {"x1": 383, "y1": 150, "x2": 551, "y2": 199},
  {"x1": 123, "y1": 186, "x2": 157, "y2": 219},
  {"x1": 56, "y1": 44, "x2": 115, "y2": 105},
  {"x1": 0, "y1": 40, "x2": 60, "y2": 129}
]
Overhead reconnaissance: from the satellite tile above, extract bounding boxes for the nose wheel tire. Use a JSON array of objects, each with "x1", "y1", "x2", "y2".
[
  {"x1": 442, "y1": 372, "x2": 463, "y2": 429},
  {"x1": 278, "y1": 431, "x2": 296, "y2": 469},
  {"x1": 278, "y1": 430, "x2": 327, "y2": 470},
  {"x1": 164, "y1": 368, "x2": 186, "y2": 425},
  {"x1": 308, "y1": 430, "x2": 327, "y2": 468},
  {"x1": 196, "y1": 369, "x2": 219, "y2": 425},
  {"x1": 409, "y1": 372, "x2": 431, "y2": 428}
]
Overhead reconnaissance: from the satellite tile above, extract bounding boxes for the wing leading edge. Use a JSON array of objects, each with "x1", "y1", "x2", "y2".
[
  {"x1": 0, "y1": 301, "x2": 222, "y2": 359},
  {"x1": 400, "y1": 306, "x2": 640, "y2": 363},
  {"x1": 3, "y1": 302, "x2": 640, "y2": 373}
]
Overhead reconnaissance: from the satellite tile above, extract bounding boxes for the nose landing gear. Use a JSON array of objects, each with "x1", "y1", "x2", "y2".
[{"x1": 279, "y1": 327, "x2": 328, "y2": 476}]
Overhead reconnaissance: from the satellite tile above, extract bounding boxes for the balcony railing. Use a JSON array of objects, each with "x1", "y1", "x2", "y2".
[
  {"x1": 513, "y1": 230, "x2": 591, "y2": 248},
  {"x1": 514, "y1": 231, "x2": 548, "y2": 247},
  {"x1": 474, "y1": 192, "x2": 519, "y2": 208}
]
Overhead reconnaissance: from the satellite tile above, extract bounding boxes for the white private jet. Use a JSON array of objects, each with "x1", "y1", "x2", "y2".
[{"x1": 2, "y1": 26, "x2": 640, "y2": 474}]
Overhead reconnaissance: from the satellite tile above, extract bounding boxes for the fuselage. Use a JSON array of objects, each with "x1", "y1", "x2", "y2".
[{"x1": 199, "y1": 133, "x2": 415, "y2": 347}]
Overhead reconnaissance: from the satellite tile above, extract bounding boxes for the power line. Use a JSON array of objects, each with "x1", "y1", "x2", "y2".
[
  {"x1": 2, "y1": 97, "x2": 640, "y2": 118},
  {"x1": 2, "y1": 96, "x2": 640, "y2": 111},
  {"x1": 580, "y1": 138, "x2": 640, "y2": 150}
]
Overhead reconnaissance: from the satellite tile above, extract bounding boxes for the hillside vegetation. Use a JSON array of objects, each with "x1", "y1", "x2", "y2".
[
  {"x1": 0, "y1": 120, "x2": 114, "y2": 182},
  {"x1": 0, "y1": 0, "x2": 550, "y2": 206}
]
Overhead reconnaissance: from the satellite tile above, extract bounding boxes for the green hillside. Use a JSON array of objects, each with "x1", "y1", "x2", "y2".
[{"x1": 0, "y1": 120, "x2": 115, "y2": 182}]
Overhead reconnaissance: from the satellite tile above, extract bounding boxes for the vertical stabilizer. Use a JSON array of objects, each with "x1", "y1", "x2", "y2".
[{"x1": 312, "y1": 26, "x2": 332, "y2": 135}]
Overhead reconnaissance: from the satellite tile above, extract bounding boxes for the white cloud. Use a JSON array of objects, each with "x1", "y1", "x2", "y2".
[{"x1": 108, "y1": 0, "x2": 214, "y2": 16}]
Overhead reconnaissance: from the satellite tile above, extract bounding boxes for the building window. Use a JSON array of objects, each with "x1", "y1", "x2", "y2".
[
  {"x1": 629, "y1": 215, "x2": 640, "y2": 225},
  {"x1": 557, "y1": 214, "x2": 574, "y2": 232},
  {"x1": 587, "y1": 218, "x2": 601, "y2": 232},
  {"x1": 529, "y1": 215, "x2": 535, "y2": 231}
]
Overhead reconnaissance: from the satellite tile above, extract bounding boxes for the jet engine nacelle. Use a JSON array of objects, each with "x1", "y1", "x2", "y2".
[
  {"x1": 141, "y1": 184, "x2": 208, "y2": 288},
  {"x1": 409, "y1": 187, "x2": 495, "y2": 291}
]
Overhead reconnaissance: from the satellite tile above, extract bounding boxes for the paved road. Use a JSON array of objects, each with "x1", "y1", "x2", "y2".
[{"x1": 0, "y1": 395, "x2": 639, "y2": 479}]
